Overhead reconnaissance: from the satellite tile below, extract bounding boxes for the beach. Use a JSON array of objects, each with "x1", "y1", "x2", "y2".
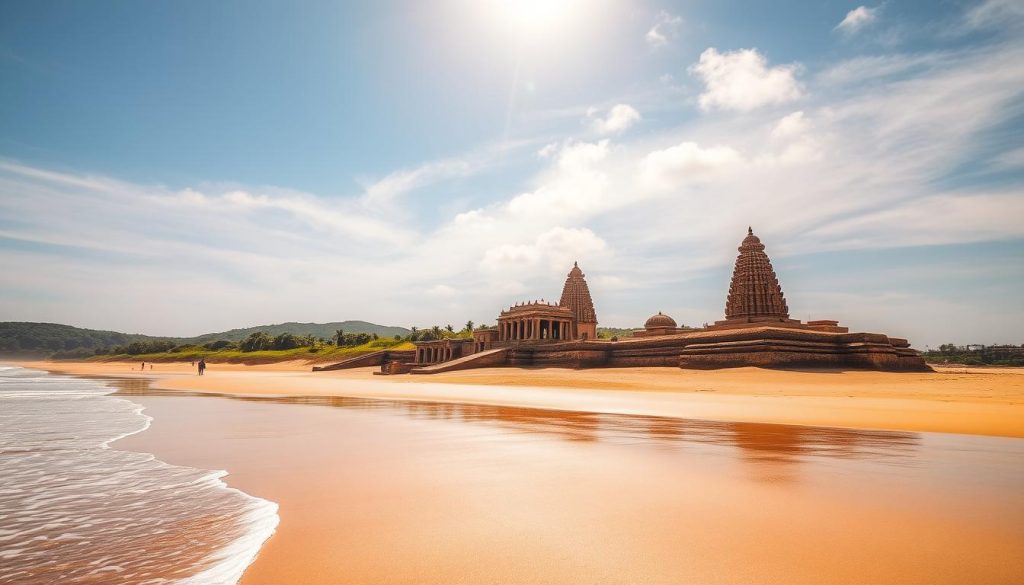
[
  {"x1": 21, "y1": 360, "x2": 1024, "y2": 438},
  {"x1": 11, "y1": 361, "x2": 1024, "y2": 584}
]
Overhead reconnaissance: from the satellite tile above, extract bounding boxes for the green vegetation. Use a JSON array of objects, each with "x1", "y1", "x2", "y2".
[
  {"x1": 91, "y1": 338, "x2": 416, "y2": 365},
  {"x1": 0, "y1": 320, "x2": 413, "y2": 361},
  {"x1": 0, "y1": 322, "x2": 172, "y2": 354},
  {"x1": 186, "y1": 320, "x2": 410, "y2": 344},
  {"x1": 597, "y1": 327, "x2": 635, "y2": 339},
  {"x1": 923, "y1": 344, "x2": 1024, "y2": 367}
]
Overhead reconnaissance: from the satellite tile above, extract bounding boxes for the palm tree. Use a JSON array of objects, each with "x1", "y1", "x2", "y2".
[
  {"x1": 334, "y1": 329, "x2": 344, "y2": 346},
  {"x1": 465, "y1": 320, "x2": 474, "y2": 332},
  {"x1": 431, "y1": 325, "x2": 442, "y2": 338},
  {"x1": 445, "y1": 324, "x2": 454, "y2": 333}
]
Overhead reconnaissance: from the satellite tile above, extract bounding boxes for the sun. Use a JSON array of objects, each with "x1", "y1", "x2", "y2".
[{"x1": 487, "y1": 0, "x2": 581, "y2": 39}]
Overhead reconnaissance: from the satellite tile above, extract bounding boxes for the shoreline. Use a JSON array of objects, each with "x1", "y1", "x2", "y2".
[{"x1": 15, "y1": 360, "x2": 1024, "y2": 438}]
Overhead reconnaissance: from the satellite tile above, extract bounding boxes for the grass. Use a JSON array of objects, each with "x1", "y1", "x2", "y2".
[{"x1": 92, "y1": 339, "x2": 416, "y2": 365}]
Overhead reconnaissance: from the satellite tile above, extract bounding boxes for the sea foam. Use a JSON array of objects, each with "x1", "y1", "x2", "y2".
[{"x1": 0, "y1": 367, "x2": 278, "y2": 584}]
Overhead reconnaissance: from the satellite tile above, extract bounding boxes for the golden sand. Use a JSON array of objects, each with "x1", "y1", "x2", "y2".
[
  {"x1": 18, "y1": 360, "x2": 1024, "y2": 584},
  {"x1": 19, "y1": 360, "x2": 1024, "y2": 437},
  {"x1": 112, "y1": 387, "x2": 1024, "y2": 585}
]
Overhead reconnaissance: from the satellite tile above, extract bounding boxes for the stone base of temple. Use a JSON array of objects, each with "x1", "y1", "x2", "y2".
[
  {"x1": 403, "y1": 326, "x2": 928, "y2": 373},
  {"x1": 674, "y1": 327, "x2": 928, "y2": 371}
]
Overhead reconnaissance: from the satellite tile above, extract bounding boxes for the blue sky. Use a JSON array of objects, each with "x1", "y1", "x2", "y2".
[{"x1": 1, "y1": 0, "x2": 1022, "y2": 347}]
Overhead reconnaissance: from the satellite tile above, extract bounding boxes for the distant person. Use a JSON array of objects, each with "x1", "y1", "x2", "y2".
[
  {"x1": 140, "y1": 361, "x2": 145, "y2": 371},
  {"x1": 191, "y1": 360, "x2": 195, "y2": 367},
  {"x1": 149, "y1": 364, "x2": 153, "y2": 370},
  {"x1": 198, "y1": 358, "x2": 206, "y2": 376}
]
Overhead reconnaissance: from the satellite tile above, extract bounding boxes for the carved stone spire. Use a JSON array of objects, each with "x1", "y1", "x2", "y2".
[
  {"x1": 559, "y1": 261, "x2": 597, "y2": 323},
  {"x1": 724, "y1": 228, "x2": 790, "y2": 320}
]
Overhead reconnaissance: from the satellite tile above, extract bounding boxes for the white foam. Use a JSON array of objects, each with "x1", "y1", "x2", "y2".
[{"x1": 0, "y1": 366, "x2": 280, "y2": 584}]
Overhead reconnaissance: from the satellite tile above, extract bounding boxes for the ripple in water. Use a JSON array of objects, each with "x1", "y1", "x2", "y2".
[{"x1": 0, "y1": 366, "x2": 278, "y2": 584}]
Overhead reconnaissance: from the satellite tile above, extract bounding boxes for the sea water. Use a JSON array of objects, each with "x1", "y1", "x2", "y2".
[{"x1": 0, "y1": 366, "x2": 278, "y2": 584}]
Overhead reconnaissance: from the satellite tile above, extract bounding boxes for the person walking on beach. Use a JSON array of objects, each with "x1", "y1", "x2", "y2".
[
  {"x1": 198, "y1": 358, "x2": 206, "y2": 376},
  {"x1": 140, "y1": 361, "x2": 145, "y2": 371}
]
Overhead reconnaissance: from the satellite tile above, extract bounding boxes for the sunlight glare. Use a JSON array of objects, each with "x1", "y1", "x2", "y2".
[{"x1": 489, "y1": 0, "x2": 582, "y2": 39}]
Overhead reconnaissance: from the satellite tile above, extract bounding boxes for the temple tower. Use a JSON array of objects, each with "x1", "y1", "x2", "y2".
[
  {"x1": 559, "y1": 261, "x2": 598, "y2": 340},
  {"x1": 721, "y1": 228, "x2": 792, "y2": 324}
]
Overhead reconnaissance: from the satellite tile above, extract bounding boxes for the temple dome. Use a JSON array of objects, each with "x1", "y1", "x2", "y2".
[
  {"x1": 644, "y1": 312, "x2": 677, "y2": 329},
  {"x1": 740, "y1": 226, "x2": 764, "y2": 250}
]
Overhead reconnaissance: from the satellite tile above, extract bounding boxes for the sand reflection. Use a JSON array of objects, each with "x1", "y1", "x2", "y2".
[{"x1": 107, "y1": 377, "x2": 919, "y2": 471}]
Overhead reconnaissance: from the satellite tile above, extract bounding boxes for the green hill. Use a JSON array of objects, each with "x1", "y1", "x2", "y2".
[
  {"x1": 0, "y1": 320, "x2": 411, "y2": 354},
  {"x1": 187, "y1": 321, "x2": 410, "y2": 343}
]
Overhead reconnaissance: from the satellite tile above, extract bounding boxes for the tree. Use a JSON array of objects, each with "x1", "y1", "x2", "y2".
[
  {"x1": 445, "y1": 324, "x2": 454, "y2": 333},
  {"x1": 240, "y1": 332, "x2": 273, "y2": 352},
  {"x1": 431, "y1": 325, "x2": 442, "y2": 338},
  {"x1": 465, "y1": 320, "x2": 474, "y2": 332},
  {"x1": 272, "y1": 333, "x2": 301, "y2": 350},
  {"x1": 334, "y1": 329, "x2": 345, "y2": 346}
]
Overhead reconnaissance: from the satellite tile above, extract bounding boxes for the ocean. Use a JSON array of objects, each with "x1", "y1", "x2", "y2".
[{"x1": 0, "y1": 366, "x2": 277, "y2": 584}]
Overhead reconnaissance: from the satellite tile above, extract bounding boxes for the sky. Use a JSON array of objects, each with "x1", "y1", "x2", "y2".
[{"x1": 1, "y1": 0, "x2": 1022, "y2": 348}]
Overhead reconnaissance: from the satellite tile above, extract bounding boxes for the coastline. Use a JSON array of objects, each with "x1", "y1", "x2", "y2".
[
  {"x1": 0, "y1": 366, "x2": 278, "y2": 584},
  {"x1": 17, "y1": 360, "x2": 1024, "y2": 438}
]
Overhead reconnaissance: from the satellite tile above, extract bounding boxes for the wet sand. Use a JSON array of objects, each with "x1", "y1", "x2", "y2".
[
  {"x1": 20, "y1": 361, "x2": 1024, "y2": 437},
  {"x1": 111, "y1": 384, "x2": 1024, "y2": 585}
]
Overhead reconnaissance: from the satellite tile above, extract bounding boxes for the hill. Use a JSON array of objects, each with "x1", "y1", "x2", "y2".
[
  {"x1": 0, "y1": 320, "x2": 411, "y2": 354},
  {"x1": 187, "y1": 321, "x2": 411, "y2": 343},
  {"x1": 0, "y1": 322, "x2": 169, "y2": 353}
]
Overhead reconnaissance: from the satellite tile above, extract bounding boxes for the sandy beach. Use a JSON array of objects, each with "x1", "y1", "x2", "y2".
[
  {"x1": 10, "y1": 361, "x2": 1024, "y2": 584},
  {"x1": 20, "y1": 360, "x2": 1024, "y2": 438}
]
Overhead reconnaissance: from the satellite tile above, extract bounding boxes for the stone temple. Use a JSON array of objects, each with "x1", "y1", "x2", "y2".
[{"x1": 315, "y1": 228, "x2": 928, "y2": 374}]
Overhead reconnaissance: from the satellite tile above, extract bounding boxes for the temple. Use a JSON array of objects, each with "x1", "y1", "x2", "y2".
[{"x1": 315, "y1": 227, "x2": 928, "y2": 374}]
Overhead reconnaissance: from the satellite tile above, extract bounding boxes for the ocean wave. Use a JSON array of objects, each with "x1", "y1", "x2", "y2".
[{"x1": 0, "y1": 367, "x2": 278, "y2": 584}]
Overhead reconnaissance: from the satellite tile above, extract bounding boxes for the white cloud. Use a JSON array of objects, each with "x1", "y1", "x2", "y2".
[
  {"x1": 589, "y1": 104, "x2": 641, "y2": 135},
  {"x1": 507, "y1": 139, "x2": 611, "y2": 218},
  {"x1": 360, "y1": 158, "x2": 472, "y2": 209},
  {"x1": 646, "y1": 11, "x2": 682, "y2": 48},
  {"x1": 690, "y1": 48, "x2": 804, "y2": 112},
  {"x1": 480, "y1": 227, "x2": 607, "y2": 275},
  {"x1": 427, "y1": 284, "x2": 458, "y2": 297},
  {"x1": 770, "y1": 111, "x2": 810, "y2": 140},
  {"x1": 964, "y1": 0, "x2": 1024, "y2": 30},
  {"x1": 834, "y1": 6, "x2": 879, "y2": 35},
  {"x1": 640, "y1": 142, "x2": 741, "y2": 189}
]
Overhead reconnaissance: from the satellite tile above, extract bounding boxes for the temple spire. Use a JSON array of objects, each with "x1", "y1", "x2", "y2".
[
  {"x1": 723, "y1": 228, "x2": 789, "y2": 321},
  {"x1": 560, "y1": 262, "x2": 597, "y2": 324}
]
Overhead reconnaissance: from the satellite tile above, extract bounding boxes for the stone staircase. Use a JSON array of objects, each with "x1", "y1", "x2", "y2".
[
  {"x1": 312, "y1": 349, "x2": 415, "y2": 371},
  {"x1": 410, "y1": 348, "x2": 509, "y2": 374}
]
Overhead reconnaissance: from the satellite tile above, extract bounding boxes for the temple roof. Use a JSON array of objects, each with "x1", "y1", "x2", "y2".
[
  {"x1": 500, "y1": 301, "x2": 574, "y2": 318},
  {"x1": 559, "y1": 261, "x2": 597, "y2": 323},
  {"x1": 724, "y1": 227, "x2": 790, "y2": 320},
  {"x1": 644, "y1": 312, "x2": 677, "y2": 329}
]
